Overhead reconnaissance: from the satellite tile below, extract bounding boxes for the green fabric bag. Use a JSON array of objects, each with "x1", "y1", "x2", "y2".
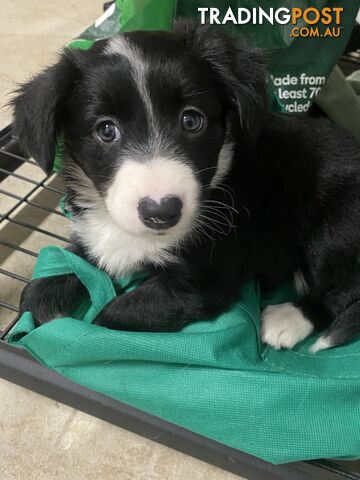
[
  {"x1": 71, "y1": 0, "x2": 359, "y2": 115},
  {"x1": 7, "y1": 246, "x2": 360, "y2": 464}
]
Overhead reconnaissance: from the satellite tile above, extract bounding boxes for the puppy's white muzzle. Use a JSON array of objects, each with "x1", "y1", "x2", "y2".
[{"x1": 105, "y1": 157, "x2": 200, "y2": 238}]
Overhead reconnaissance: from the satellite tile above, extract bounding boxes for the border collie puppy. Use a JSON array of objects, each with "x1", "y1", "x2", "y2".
[{"x1": 13, "y1": 22, "x2": 360, "y2": 352}]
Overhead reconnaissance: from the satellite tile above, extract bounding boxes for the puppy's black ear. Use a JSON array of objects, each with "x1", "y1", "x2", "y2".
[
  {"x1": 177, "y1": 21, "x2": 267, "y2": 142},
  {"x1": 12, "y1": 49, "x2": 82, "y2": 174}
]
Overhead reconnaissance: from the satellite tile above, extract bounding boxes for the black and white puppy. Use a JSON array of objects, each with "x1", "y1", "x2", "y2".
[{"x1": 13, "y1": 22, "x2": 360, "y2": 352}]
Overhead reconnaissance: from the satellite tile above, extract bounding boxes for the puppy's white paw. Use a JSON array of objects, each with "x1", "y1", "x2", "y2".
[{"x1": 261, "y1": 303, "x2": 314, "y2": 350}]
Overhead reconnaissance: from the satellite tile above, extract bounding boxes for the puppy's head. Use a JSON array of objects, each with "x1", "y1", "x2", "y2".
[{"x1": 13, "y1": 23, "x2": 266, "y2": 247}]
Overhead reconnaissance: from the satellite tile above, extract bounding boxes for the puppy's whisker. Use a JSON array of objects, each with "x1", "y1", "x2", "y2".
[
  {"x1": 183, "y1": 89, "x2": 210, "y2": 98},
  {"x1": 207, "y1": 199, "x2": 250, "y2": 220},
  {"x1": 193, "y1": 220, "x2": 216, "y2": 244},
  {"x1": 203, "y1": 184, "x2": 236, "y2": 209},
  {"x1": 203, "y1": 199, "x2": 239, "y2": 214},
  {"x1": 201, "y1": 212, "x2": 231, "y2": 227},
  {"x1": 201, "y1": 206, "x2": 233, "y2": 224},
  {"x1": 197, "y1": 227, "x2": 215, "y2": 244},
  {"x1": 194, "y1": 166, "x2": 218, "y2": 176},
  {"x1": 213, "y1": 185, "x2": 236, "y2": 209},
  {"x1": 201, "y1": 204, "x2": 232, "y2": 216},
  {"x1": 201, "y1": 204, "x2": 235, "y2": 225},
  {"x1": 200, "y1": 212, "x2": 238, "y2": 235},
  {"x1": 201, "y1": 209, "x2": 238, "y2": 229},
  {"x1": 199, "y1": 215, "x2": 229, "y2": 233},
  {"x1": 201, "y1": 205, "x2": 234, "y2": 215},
  {"x1": 198, "y1": 214, "x2": 230, "y2": 236},
  {"x1": 213, "y1": 182, "x2": 236, "y2": 197}
]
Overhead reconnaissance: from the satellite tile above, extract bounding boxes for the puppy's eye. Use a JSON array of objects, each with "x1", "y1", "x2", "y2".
[
  {"x1": 181, "y1": 110, "x2": 204, "y2": 133},
  {"x1": 95, "y1": 120, "x2": 121, "y2": 143}
]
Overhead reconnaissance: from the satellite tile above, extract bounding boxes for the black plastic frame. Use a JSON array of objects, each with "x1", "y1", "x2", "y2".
[{"x1": 1, "y1": 126, "x2": 359, "y2": 479}]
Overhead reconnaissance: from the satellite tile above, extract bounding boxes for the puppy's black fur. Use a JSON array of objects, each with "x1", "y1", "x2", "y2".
[{"x1": 13, "y1": 23, "x2": 360, "y2": 350}]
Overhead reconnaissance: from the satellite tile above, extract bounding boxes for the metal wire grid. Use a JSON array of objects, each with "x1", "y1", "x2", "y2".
[{"x1": 0, "y1": 127, "x2": 69, "y2": 337}]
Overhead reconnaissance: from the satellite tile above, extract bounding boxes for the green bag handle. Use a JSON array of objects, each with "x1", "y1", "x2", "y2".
[{"x1": 32, "y1": 246, "x2": 117, "y2": 323}]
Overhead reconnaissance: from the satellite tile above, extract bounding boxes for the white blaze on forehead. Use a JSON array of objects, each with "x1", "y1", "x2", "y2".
[
  {"x1": 105, "y1": 35, "x2": 235, "y2": 191},
  {"x1": 104, "y1": 36, "x2": 154, "y2": 125}
]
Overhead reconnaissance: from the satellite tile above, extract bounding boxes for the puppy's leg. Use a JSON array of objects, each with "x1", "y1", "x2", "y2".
[
  {"x1": 301, "y1": 269, "x2": 360, "y2": 351},
  {"x1": 20, "y1": 274, "x2": 86, "y2": 325},
  {"x1": 310, "y1": 296, "x2": 360, "y2": 353},
  {"x1": 93, "y1": 271, "x2": 204, "y2": 332}
]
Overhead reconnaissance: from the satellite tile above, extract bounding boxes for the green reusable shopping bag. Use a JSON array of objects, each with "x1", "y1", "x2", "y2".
[
  {"x1": 7, "y1": 246, "x2": 360, "y2": 464},
  {"x1": 70, "y1": 0, "x2": 359, "y2": 115}
]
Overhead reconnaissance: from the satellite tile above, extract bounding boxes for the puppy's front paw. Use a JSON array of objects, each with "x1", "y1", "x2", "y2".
[
  {"x1": 19, "y1": 276, "x2": 79, "y2": 326},
  {"x1": 261, "y1": 303, "x2": 314, "y2": 350},
  {"x1": 20, "y1": 282, "x2": 60, "y2": 325}
]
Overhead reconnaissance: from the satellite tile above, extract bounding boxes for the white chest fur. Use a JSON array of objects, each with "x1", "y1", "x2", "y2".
[{"x1": 73, "y1": 209, "x2": 178, "y2": 277}]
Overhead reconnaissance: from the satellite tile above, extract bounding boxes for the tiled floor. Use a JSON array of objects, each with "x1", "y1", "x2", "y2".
[{"x1": 0, "y1": 2, "x2": 243, "y2": 479}]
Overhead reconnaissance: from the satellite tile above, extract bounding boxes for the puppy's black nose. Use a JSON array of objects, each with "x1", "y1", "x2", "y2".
[{"x1": 138, "y1": 196, "x2": 182, "y2": 230}]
